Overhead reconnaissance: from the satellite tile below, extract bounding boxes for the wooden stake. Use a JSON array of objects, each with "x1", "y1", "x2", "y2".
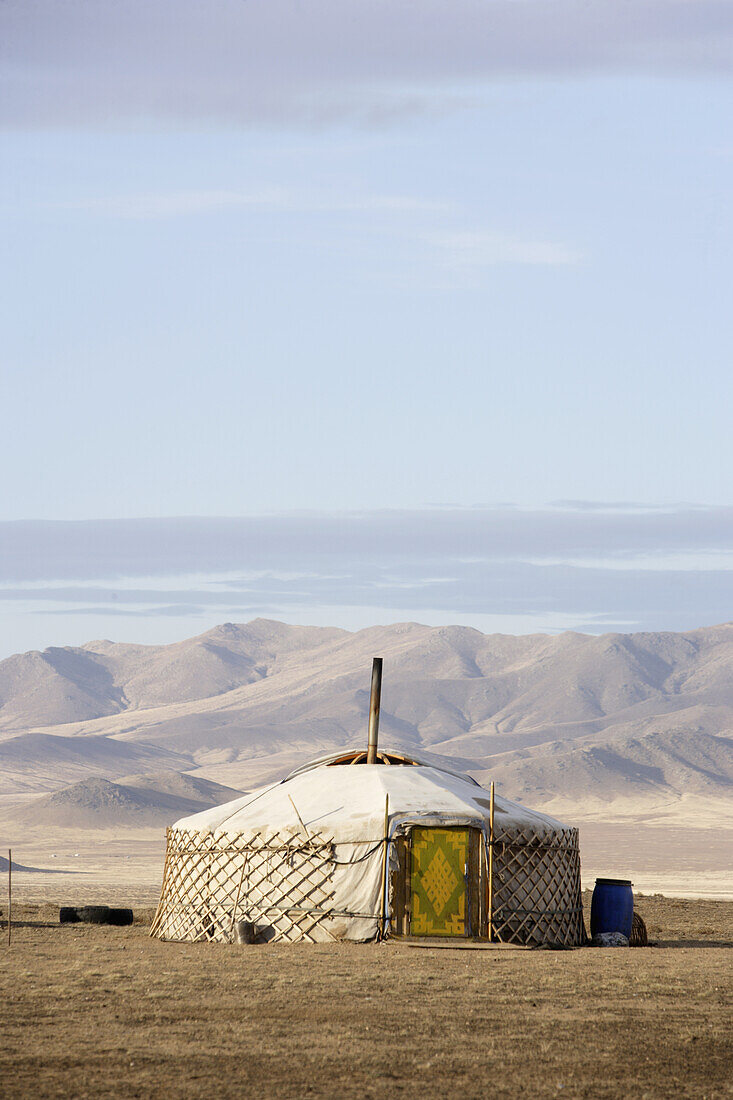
[
  {"x1": 378, "y1": 795, "x2": 390, "y2": 940},
  {"x1": 229, "y1": 857, "x2": 248, "y2": 940},
  {"x1": 149, "y1": 828, "x2": 172, "y2": 938},
  {"x1": 488, "y1": 784, "x2": 495, "y2": 943},
  {"x1": 7, "y1": 848, "x2": 11, "y2": 948},
  {"x1": 288, "y1": 796, "x2": 311, "y2": 843}
]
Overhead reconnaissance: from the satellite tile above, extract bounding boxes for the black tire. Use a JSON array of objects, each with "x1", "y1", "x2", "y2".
[
  {"x1": 59, "y1": 907, "x2": 80, "y2": 923},
  {"x1": 76, "y1": 906, "x2": 112, "y2": 924},
  {"x1": 106, "y1": 908, "x2": 134, "y2": 926}
]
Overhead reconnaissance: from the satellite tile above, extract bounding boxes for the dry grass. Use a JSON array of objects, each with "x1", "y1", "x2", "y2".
[{"x1": 0, "y1": 893, "x2": 731, "y2": 1099}]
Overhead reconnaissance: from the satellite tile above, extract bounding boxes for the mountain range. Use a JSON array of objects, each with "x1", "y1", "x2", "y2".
[{"x1": 0, "y1": 618, "x2": 731, "y2": 825}]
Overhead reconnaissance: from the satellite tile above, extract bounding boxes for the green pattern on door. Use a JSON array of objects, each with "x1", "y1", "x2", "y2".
[{"x1": 411, "y1": 827, "x2": 468, "y2": 936}]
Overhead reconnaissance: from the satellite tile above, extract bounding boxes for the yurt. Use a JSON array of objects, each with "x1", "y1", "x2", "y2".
[{"x1": 151, "y1": 661, "x2": 584, "y2": 946}]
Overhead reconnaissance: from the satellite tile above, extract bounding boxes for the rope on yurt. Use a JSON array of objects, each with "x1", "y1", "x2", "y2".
[{"x1": 331, "y1": 843, "x2": 383, "y2": 865}]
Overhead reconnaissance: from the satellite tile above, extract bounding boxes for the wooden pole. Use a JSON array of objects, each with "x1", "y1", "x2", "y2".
[
  {"x1": 229, "y1": 856, "x2": 248, "y2": 940},
  {"x1": 366, "y1": 657, "x2": 383, "y2": 764},
  {"x1": 7, "y1": 848, "x2": 11, "y2": 948},
  {"x1": 378, "y1": 795, "x2": 390, "y2": 940},
  {"x1": 488, "y1": 784, "x2": 495, "y2": 943},
  {"x1": 288, "y1": 795, "x2": 311, "y2": 843},
  {"x1": 149, "y1": 828, "x2": 172, "y2": 938}
]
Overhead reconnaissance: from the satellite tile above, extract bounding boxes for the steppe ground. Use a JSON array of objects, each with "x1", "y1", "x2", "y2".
[{"x1": 0, "y1": 894, "x2": 730, "y2": 1100}]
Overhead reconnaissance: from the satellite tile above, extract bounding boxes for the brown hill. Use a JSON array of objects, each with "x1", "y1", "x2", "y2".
[{"x1": 18, "y1": 772, "x2": 244, "y2": 829}]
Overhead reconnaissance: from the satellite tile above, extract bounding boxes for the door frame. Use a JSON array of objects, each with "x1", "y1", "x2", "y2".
[{"x1": 389, "y1": 825, "x2": 486, "y2": 939}]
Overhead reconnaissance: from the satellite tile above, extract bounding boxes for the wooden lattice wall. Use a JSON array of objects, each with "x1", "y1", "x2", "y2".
[
  {"x1": 491, "y1": 826, "x2": 585, "y2": 945},
  {"x1": 150, "y1": 827, "x2": 336, "y2": 944}
]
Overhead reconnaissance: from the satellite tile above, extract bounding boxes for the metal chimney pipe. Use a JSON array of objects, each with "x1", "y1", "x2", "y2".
[{"x1": 366, "y1": 657, "x2": 383, "y2": 764}]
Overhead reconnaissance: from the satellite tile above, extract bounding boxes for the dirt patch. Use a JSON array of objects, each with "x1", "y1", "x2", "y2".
[{"x1": 0, "y1": 895, "x2": 730, "y2": 1099}]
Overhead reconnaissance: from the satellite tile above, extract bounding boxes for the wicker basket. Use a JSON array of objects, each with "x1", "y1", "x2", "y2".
[{"x1": 629, "y1": 911, "x2": 648, "y2": 946}]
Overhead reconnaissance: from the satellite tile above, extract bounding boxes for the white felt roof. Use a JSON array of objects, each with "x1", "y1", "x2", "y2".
[{"x1": 175, "y1": 756, "x2": 567, "y2": 841}]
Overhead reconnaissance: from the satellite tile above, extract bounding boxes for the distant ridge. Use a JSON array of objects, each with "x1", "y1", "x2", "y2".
[
  {"x1": 0, "y1": 620, "x2": 345, "y2": 729},
  {"x1": 0, "y1": 619, "x2": 731, "y2": 815},
  {"x1": 0, "y1": 733, "x2": 190, "y2": 794}
]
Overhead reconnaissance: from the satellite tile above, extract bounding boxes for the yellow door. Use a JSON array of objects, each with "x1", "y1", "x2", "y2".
[{"x1": 410, "y1": 827, "x2": 469, "y2": 936}]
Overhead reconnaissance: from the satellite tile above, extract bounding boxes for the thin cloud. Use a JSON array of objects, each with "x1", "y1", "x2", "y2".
[
  {"x1": 1, "y1": 505, "x2": 733, "y2": 583},
  {"x1": 48, "y1": 188, "x2": 451, "y2": 221},
  {"x1": 34, "y1": 188, "x2": 577, "y2": 272},
  {"x1": 4, "y1": 559, "x2": 732, "y2": 636},
  {"x1": 66, "y1": 188, "x2": 290, "y2": 219},
  {"x1": 430, "y1": 230, "x2": 583, "y2": 267},
  {"x1": 2, "y1": 1, "x2": 732, "y2": 129},
  {"x1": 38, "y1": 605, "x2": 204, "y2": 618}
]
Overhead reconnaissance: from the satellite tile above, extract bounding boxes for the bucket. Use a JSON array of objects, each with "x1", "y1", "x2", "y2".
[{"x1": 590, "y1": 878, "x2": 634, "y2": 939}]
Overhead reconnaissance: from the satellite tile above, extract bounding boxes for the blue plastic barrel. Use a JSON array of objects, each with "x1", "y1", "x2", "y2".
[{"x1": 590, "y1": 878, "x2": 634, "y2": 939}]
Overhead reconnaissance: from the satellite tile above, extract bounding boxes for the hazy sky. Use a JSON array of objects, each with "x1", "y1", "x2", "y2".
[{"x1": 1, "y1": 2, "x2": 731, "y2": 655}]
